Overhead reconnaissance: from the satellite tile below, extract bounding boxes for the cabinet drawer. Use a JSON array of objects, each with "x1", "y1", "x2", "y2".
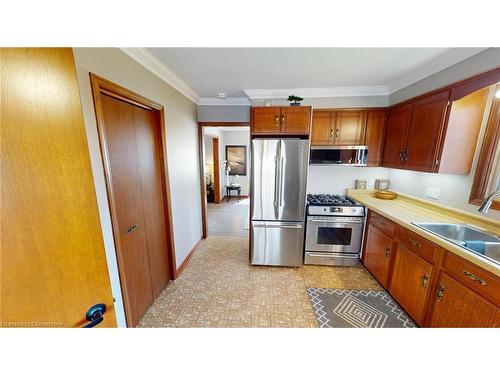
[
  {"x1": 442, "y1": 252, "x2": 500, "y2": 306},
  {"x1": 369, "y1": 211, "x2": 396, "y2": 237},
  {"x1": 397, "y1": 227, "x2": 436, "y2": 263}
]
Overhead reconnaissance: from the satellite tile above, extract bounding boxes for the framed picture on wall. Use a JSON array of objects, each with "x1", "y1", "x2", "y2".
[{"x1": 226, "y1": 145, "x2": 247, "y2": 176}]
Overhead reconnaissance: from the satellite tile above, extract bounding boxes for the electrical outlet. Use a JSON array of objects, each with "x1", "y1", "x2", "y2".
[{"x1": 426, "y1": 187, "x2": 440, "y2": 200}]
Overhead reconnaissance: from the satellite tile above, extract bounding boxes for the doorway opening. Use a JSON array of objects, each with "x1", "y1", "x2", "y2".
[{"x1": 199, "y1": 123, "x2": 251, "y2": 238}]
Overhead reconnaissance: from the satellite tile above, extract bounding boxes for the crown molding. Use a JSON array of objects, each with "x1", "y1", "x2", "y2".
[
  {"x1": 198, "y1": 97, "x2": 251, "y2": 106},
  {"x1": 120, "y1": 48, "x2": 199, "y2": 103},
  {"x1": 387, "y1": 48, "x2": 488, "y2": 94},
  {"x1": 243, "y1": 86, "x2": 389, "y2": 100}
]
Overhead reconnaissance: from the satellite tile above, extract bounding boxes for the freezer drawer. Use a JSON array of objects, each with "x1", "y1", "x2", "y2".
[{"x1": 251, "y1": 221, "x2": 304, "y2": 266}]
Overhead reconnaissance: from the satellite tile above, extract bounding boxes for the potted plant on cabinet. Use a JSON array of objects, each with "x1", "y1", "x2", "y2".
[{"x1": 287, "y1": 95, "x2": 303, "y2": 106}]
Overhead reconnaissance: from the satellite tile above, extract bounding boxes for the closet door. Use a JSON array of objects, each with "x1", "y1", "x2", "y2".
[
  {"x1": 132, "y1": 106, "x2": 171, "y2": 297},
  {"x1": 100, "y1": 94, "x2": 154, "y2": 326}
]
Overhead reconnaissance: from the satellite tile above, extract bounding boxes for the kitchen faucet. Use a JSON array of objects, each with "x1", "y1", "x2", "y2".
[{"x1": 478, "y1": 189, "x2": 500, "y2": 213}]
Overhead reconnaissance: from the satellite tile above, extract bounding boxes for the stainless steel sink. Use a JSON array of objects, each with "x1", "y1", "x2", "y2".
[{"x1": 412, "y1": 222, "x2": 500, "y2": 264}]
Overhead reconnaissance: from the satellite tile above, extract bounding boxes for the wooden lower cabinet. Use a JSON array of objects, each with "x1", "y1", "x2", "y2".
[
  {"x1": 429, "y1": 272, "x2": 498, "y2": 327},
  {"x1": 363, "y1": 224, "x2": 393, "y2": 288},
  {"x1": 389, "y1": 245, "x2": 433, "y2": 325}
]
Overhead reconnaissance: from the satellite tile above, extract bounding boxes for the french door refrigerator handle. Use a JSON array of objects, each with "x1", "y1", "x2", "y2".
[{"x1": 273, "y1": 141, "x2": 281, "y2": 219}]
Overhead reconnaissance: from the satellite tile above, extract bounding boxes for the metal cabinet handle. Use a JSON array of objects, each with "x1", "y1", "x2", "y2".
[
  {"x1": 404, "y1": 149, "x2": 408, "y2": 161},
  {"x1": 275, "y1": 115, "x2": 279, "y2": 126},
  {"x1": 385, "y1": 247, "x2": 391, "y2": 257},
  {"x1": 329, "y1": 129, "x2": 333, "y2": 139},
  {"x1": 437, "y1": 286, "x2": 445, "y2": 301},
  {"x1": 281, "y1": 115, "x2": 285, "y2": 125},
  {"x1": 421, "y1": 273, "x2": 430, "y2": 288},
  {"x1": 463, "y1": 270, "x2": 487, "y2": 286},
  {"x1": 126, "y1": 224, "x2": 138, "y2": 233},
  {"x1": 335, "y1": 128, "x2": 339, "y2": 138},
  {"x1": 399, "y1": 150, "x2": 404, "y2": 161},
  {"x1": 409, "y1": 239, "x2": 421, "y2": 248},
  {"x1": 83, "y1": 303, "x2": 106, "y2": 328}
]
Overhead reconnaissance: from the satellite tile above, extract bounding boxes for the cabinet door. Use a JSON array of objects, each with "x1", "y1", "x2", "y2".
[
  {"x1": 363, "y1": 224, "x2": 393, "y2": 288},
  {"x1": 251, "y1": 107, "x2": 281, "y2": 134},
  {"x1": 311, "y1": 111, "x2": 334, "y2": 145},
  {"x1": 381, "y1": 104, "x2": 411, "y2": 168},
  {"x1": 365, "y1": 110, "x2": 386, "y2": 166},
  {"x1": 404, "y1": 91, "x2": 449, "y2": 172},
  {"x1": 281, "y1": 106, "x2": 311, "y2": 134},
  {"x1": 430, "y1": 272, "x2": 497, "y2": 327},
  {"x1": 333, "y1": 111, "x2": 367, "y2": 145},
  {"x1": 389, "y1": 245, "x2": 433, "y2": 325}
]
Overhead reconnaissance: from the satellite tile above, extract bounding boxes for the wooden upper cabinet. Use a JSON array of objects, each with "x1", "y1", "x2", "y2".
[
  {"x1": 381, "y1": 104, "x2": 411, "y2": 169},
  {"x1": 251, "y1": 107, "x2": 281, "y2": 134},
  {"x1": 364, "y1": 110, "x2": 387, "y2": 166},
  {"x1": 362, "y1": 224, "x2": 394, "y2": 288},
  {"x1": 438, "y1": 87, "x2": 490, "y2": 174},
  {"x1": 281, "y1": 106, "x2": 311, "y2": 134},
  {"x1": 334, "y1": 111, "x2": 367, "y2": 145},
  {"x1": 389, "y1": 245, "x2": 433, "y2": 325},
  {"x1": 311, "y1": 111, "x2": 334, "y2": 145},
  {"x1": 404, "y1": 91, "x2": 450, "y2": 172},
  {"x1": 429, "y1": 272, "x2": 498, "y2": 327},
  {"x1": 251, "y1": 106, "x2": 311, "y2": 135}
]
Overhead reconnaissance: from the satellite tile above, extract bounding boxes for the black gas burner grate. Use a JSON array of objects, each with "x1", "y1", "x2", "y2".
[{"x1": 307, "y1": 194, "x2": 358, "y2": 206}]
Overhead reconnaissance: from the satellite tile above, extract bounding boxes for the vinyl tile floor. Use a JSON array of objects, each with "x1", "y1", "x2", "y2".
[{"x1": 138, "y1": 236, "x2": 381, "y2": 328}]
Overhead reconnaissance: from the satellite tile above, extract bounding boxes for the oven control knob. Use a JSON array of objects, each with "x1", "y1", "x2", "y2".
[{"x1": 330, "y1": 207, "x2": 342, "y2": 213}]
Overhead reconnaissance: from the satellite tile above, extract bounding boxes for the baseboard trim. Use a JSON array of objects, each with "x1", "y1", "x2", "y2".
[{"x1": 174, "y1": 237, "x2": 203, "y2": 279}]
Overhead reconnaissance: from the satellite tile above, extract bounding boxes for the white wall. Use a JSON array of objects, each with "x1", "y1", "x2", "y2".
[
  {"x1": 307, "y1": 166, "x2": 390, "y2": 195},
  {"x1": 221, "y1": 130, "x2": 251, "y2": 195},
  {"x1": 73, "y1": 48, "x2": 202, "y2": 326}
]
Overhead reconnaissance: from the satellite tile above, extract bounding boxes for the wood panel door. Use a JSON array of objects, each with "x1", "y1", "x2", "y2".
[
  {"x1": 381, "y1": 104, "x2": 411, "y2": 169},
  {"x1": 311, "y1": 111, "x2": 334, "y2": 145},
  {"x1": 404, "y1": 91, "x2": 449, "y2": 172},
  {"x1": 333, "y1": 111, "x2": 367, "y2": 145},
  {"x1": 1, "y1": 48, "x2": 117, "y2": 327},
  {"x1": 429, "y1": 272, "x2": 498, "y2": 327},
  {"x1": 362, "y1": 224, "x2": 393, "y2": 288},
  {"x1": 364, "y1": 110, "x2": 386, "y2": 166},
  {"x1": 389, "y1": 245, "x2": 433, "y2": 325},
  {"x1": 251, "y1": 107, "x2": 281, "y2": 134},
  {"x1": 98, "y1": 92, "x2": 172, "y2": 327},
  {"x1": 280, "y1": 106, "x2": 311, "y2": 134}
]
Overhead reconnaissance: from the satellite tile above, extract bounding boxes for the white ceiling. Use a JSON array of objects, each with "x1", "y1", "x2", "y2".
[{"x1": 129, "y1": 48, "x2": 487, "y2": 103}]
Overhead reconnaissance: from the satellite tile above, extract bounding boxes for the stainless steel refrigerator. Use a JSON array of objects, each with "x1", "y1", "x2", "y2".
[{"x1": 250, "y1": 138, "x2": 309, "y2": 266}]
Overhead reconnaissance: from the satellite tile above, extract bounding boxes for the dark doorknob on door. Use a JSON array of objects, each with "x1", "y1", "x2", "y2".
[
  {"x1": 126, "y1": 224, "x2": 138, "y2": 233},
  {"x1": 83, "y1": 303, "x2": 107, "y2": 328}
]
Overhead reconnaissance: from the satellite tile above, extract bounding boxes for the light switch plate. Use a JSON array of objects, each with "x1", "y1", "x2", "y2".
[{"x1": 426, "y1": 187, "x2": 440, "y2": 200}]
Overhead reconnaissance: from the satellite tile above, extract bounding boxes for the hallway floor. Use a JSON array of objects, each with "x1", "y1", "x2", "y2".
[
  {"x1": 138, "y1": 236, "x2": 381, "y2": 327},
  {"x1": 207, "y1": 198, "x2": 249, "y2": 237}
]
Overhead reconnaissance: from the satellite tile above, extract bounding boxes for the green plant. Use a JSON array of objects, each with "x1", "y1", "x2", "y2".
[{"x1": 287, "y1": 95, "x2": 303, "y2": 103}]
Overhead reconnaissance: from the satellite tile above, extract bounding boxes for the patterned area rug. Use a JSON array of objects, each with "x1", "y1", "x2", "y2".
[{"x1": 307, "y1": 288, "x2": 415, "y2": 328}]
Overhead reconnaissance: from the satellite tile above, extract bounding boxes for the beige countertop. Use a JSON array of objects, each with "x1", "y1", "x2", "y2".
[{"x1": 347, "y1": 189, "x2": 500, "y2": 277}]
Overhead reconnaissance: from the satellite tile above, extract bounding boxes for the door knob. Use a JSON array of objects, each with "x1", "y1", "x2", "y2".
[{"x1": 83, "y1": 303, "x2": 107, "y2": 328}]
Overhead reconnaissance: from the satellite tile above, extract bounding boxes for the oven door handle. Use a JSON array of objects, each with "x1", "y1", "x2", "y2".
[{"x1": 309, "y1": 219, "x2": 362, "y2": 224}]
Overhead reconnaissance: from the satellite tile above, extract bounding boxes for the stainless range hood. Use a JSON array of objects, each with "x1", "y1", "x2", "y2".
[{"x1": 309, "y1": 145, "x2": 368, "y2": 166}]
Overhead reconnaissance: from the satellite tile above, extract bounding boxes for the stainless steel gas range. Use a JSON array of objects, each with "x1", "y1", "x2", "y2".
[{"x1": 305, "y1": 194, "x2": 366, "y2": 266}]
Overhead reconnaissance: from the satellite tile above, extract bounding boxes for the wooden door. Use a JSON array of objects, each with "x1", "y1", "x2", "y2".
[
  {"x1": 311, "y1": 111, "x2": 334, "y2": 145},
  {"x1": 430, "y1": 272, "x2": 497, "y2": 327},
  {"x1": 251, "y1": 107, "x2": 281, "y2": 134},
  {"x1": 132, "y1": 106, "x2": 172, "y2": 297},
  {"x1": 404, "y1": 91, "x2": 449, "y2": 172},
  {"x1": 100, "y1": 95, "x2": 154, "y2": 326},
  {"x1": 381, "y1": 104, "x2": 411, "y2": 169},
  {"x1": 212, "y1": 137, "x2": 221, "y2": 204},
  {"x1": 280, "y1": 106, "x2": 311, "y2": 134},
  {"x1": 333, "y1": 111, "x2": 367, "y2": 145},
  {"x1": 364, "y1": 110, "x2": 386, "y2": 166},
  {"x1": 1, "y1": 48, "x2": 116, "y2": 327},
  {"x1": 362, "y1": 224, "x2": 393, "y2": 288},
  {"x1": 389, "y1": 246, "x2": 433, "y2": 325}
]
